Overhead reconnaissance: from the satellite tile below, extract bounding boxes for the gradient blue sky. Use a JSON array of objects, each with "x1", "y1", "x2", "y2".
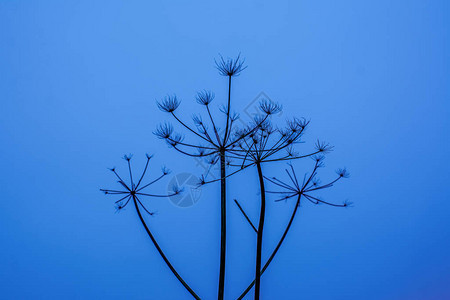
[{"x1": 1, "y1": 1, "x2": 449, "y2": 299}]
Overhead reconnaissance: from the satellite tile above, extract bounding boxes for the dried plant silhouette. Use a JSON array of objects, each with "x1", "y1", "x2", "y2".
[
  {"x1": 101, "y1": 55, "x2": 349, "y2": 300},
  {"x1": 227, "y1": 117, "x2": 337, "y2": 299},
  {"x1": 100, "y1": 155, "x2": 200, "y2": 299},
  {"x1": 156, "y1": 54, "x2": 275, "y2": 300},
  {"x1": 236, "y1": 159, "x2": 350, "y2": 300}
]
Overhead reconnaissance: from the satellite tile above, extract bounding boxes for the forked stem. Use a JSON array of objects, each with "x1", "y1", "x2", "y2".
[
  {"x1": 254, "y1": 162, "x2": 266, "y2": 299},
  {"x1": 237, "y1": 194, "x2": 302, "y2": 300}
]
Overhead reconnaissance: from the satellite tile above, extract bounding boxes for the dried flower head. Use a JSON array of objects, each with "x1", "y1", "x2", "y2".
[
  {"x1": 215, "y1": 54, "x2": 247, "y2": 77},
  {"x1": 158, "y1": 95, "x2": 181, "y2": 113},
  {"x1": 336, "y1": 168, "x2": 350, "y2": 178},
  {"x1": 100, "y1": 155, "x2": 179, "y2": 215},
  {"x1": 259, "y1": 99, "x2": 282, "y2": 115},
  {"x1": 154, "y1": 123, "x2": 174, "y2": 140},
  {"x1": 286, "y1": 118, "x2": 309, "y2": 133},
  {"x1": 264, "y1": 161, "x2": 349, "y2": 207},
  {"x1": 315, "y1": 140, "x2": 334, "y2": 153},
  {"x1": 196, "y1": 90, "x2": 215, "y2": 106}
]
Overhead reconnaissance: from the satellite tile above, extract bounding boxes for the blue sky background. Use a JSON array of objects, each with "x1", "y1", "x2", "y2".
[{"x1": 1, "y1": 1, "x2": 449, "y2": 299}]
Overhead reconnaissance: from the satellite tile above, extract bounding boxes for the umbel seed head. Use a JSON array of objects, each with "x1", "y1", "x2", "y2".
[
  {"x1": 196, "y1": 90, "x2": 215, "y2": 105},
  {"x1": 154, "y1": 123, "x2": 174, "y2": 139},
  {"x1": 215, "y1": 54, "x2": 247, "y2": 77},
  {"x1": 259, "y1": 99, "x2": 282, "y2": 115},
  {"x1": 157, "y1": 95, "x2": 181, "y2": 113}
]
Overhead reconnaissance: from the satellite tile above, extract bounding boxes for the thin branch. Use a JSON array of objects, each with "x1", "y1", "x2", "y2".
[
  {"x1": 132, "y1": 196, "x2": 201, "y2": 299},
  {"x1": 234, "y1": 199, "x2": 257, "y2": 233}
]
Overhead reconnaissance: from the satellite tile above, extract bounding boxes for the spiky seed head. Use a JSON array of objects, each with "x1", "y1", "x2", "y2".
[
  {"x1": 315, "y1": 140, "x2": 334, "y2": 153},
  {"x1": 259, "y1": 99, "x2": 282, "y2": 115},
  {"x1": 215, "y1": 54, "x2": 247, "y2": 77},
  {"x1": 154, "y1": 123, "x2": 174, "y2": 140},
  {"x1": 168, "y1": 133, "x2": 184, "y2": 147},
  {"x1": 162, "y1": 166, "x2": 171, "y2": 175},
  {"x1": 192, "y1": 114, "x2": 203, "y2": 126},
  {"x1": 287, "y1": 117, "x2": 308, "y2": 133},
  {"x1": 312, "y1": 155, "x2": 325, "y2": 163},
  {"x1": 157, "y1": 95, "x2": 180, "y2": 113},
  {"x1": 230, "y1": 112, "x2": 240, "y2": 122},
  {"x1": 196, "y1": 90, "x2": 215, "y2": 105},
  {"x1": 286, "y1": 146, "x2": 298, "y2": 157},
  {"x1": 343, "y1": 200, "x2": 353, "y2": 207},
  {"x1": 123, "y1": 154, "x2": 133, "y2": 161},
  {"x1": 312, "y1": 178, "x2": 321, "y2": 186},
  {"x1": 197, "y1": 175, "x2": 206, "y2": 186},
  {"x1": 172, "y1": 184, "x2": 183, "y2": 194},
  {"x1": 336, "y1": 168, "x2": 350, "y2": 178}
]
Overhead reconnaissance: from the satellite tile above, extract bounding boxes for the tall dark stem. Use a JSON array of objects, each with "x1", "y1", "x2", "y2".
[
  {"x1": 237, "y1": 194, "x2": 302, "y2": 300},
  {"x1": 255, "y1": 162, "x2": 265, "y2": 299},
  {"x1": 133, "y1": 196, "x2": 201, "y2": 300},
  {"x1": 223, "y1": 75, "x2": 232, "y2": 144},
  {"x1": 218, "y1": 74, "x2": 232, "y2": 300},
  {"x1": 218, "y1": 150, "x2": 227, "y2": 300}
]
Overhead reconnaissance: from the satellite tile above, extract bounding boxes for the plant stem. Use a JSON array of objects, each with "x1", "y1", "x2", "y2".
[
  {"x1": 133, "y1": 196, "x2": 201, "y2": 300},
  {"x1": 218, "y1": 73, "x2": 232, "y2": 300},
  {"x1": 218, "y1": 150, "x2": 227, "y2": 300},
  {"x1": 223, "y1": 75, "x2": 232, "y2": 144},
  {"x1": 237, "y1": 194, "x2": 302, "y2": 300},
  {"x1": 254, "y1": 162, "x2": 265, "y2": 299},
  {"x1": 234, "y1": 199, "x2": 257, "y2": 233}
]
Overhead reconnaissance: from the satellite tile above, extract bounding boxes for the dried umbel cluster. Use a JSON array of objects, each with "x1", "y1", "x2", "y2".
[{"x1": 101, "y1": 55, "x2": 349, "y2": 300}]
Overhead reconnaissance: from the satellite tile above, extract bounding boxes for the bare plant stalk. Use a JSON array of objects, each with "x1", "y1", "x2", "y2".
[
  {"x1": 223, "y1": 75, "x2": 232, "y2": 143},
  {"x1": 237, "y1": 194, "x2": 301, "y2": 300},
  {"x1": 218, "y1": 150, "x2": 227, "y2": 300},
  {"x1": 101, "y1": 156, "x2": 201, "y2": 299},
  {"x1": 151, "y1": 55, "x2": 348, "y2": 299},
  {"x1": 254, "y1": 161, "x2": 265, "y2": 300},
  {"x1": 133, "y1": 196, "x2": 201, "y2": 300},
  {"x1": 157, "y1": 55, "x2": 249, "y2": 300},
  {"x1": 218, "y1": 73, "x2": 232, "y2": 300},
  {"x1": 234, "y1": 199, "x2": 257, "y2": 233},
  {"x1": 237, "y1": 159, "x2": 350, "y2": 299}
]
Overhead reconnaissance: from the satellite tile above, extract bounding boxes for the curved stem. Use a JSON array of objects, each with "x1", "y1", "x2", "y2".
[
  {"x1": 218, "y1": 150, "x2": 227, "y2": 300},
  {"x1": 237, "y1": 194, "x2": 302, "y2": 300},
  {"x1": 255, "y1": 162, "x2": 266, "y2": 300},
  {"x1": 171, "y1": 112, "x2": 217, "y2": 146},
  {"x1": 133, "y1": 196, "x2": 201, "y2": 300}
]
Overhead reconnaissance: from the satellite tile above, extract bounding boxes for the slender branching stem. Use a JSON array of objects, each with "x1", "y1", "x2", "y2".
[
  {"x1": 223, "y1": 75, "x2": 232, "y2": 145},
  {"x1": 206, "y1": 105, "x2": 222, "y2": 146},
  {"x1": 254, "y1": 162, "x2": 265, "y2": 300},
  {"x1": 171, "y1": 112, "x2": 217, "y2": 146},
  {"x1": 238, "y1": 162, "x2": 320, "y2": 299},
  {"x1": 218, "y1": 150, "x2": 227, "y2": 300},
  {"x1": 237, "y1": 194, "x2": 302, "y2": 300},
  {"x1": 234, "y1": 199, "x2": 257, "y2": 233},
  {"x1": 132, "y1": 196, "x2": 201, "y2": 300}
]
